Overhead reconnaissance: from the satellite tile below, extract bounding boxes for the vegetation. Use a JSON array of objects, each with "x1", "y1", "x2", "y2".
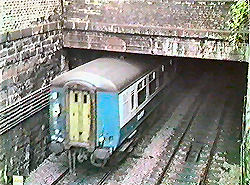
[
  {"x1": 218, "y1": 163, "x2": 241, "y2": 185},
  {"x1": 242, "y1": 130, "x2": 250, "y2": 184},
  {"x1": 228, "y1": 0, "x2": 249, "y2": 184},
  {"x1": 0, "y1": 165, "x2": 9, "y2": 185},
  {"x1": 227, "y1": 0, "x2": 249, "y2": 60}
]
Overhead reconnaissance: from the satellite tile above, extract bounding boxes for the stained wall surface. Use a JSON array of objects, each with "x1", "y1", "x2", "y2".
[
  {"x1": 63, "y1": 0, "x2": 248, "y2": 61},
  {"x1": 0, "y1": 0, "x2": 66, "y2": 180}
]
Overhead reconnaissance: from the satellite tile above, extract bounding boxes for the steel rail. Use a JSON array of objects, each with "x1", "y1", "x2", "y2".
[
  {"x1": 198, "y1": 97, "x2": 229, "y2": 185},
  {"x1": 97, "y1": 170, "x2": 113, "y2": 185},
  {"x1": 155, "y1": 96, "x2": 204, "y2": 185}
]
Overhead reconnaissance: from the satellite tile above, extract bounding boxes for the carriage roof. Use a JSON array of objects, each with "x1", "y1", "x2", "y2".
[{"x1": 51, "y1": 57, "x2": 159, "y2": 92}]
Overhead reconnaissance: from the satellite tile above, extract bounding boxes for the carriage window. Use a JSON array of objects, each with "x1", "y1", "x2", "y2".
[
  {"x1": 137, "y1": 77, "x2": 147, "y2": 106},
  {"x1": 83, "y1": 95, "x2": 87, "y2": 103},
  {"x1": 75, "y1": 93, "x2": 78, "y2": 102},
  {"x1": 138, "y1": 87, "x2": 146, "y2": 106},
  {"x1": 149, "y1": 71, "x2": 157, "y2": 95},
  {"x1": 149, "y1": 73, "x2": 153, "y2": 81},
  {"x1": 138, "y1": 76, "x2": 147, "y2": 90},
  {"x1": 137, "y1": 81, "x2": 143, "y2": 90},
  {"x1": 149, "y1": 79, "x2": 157, "y2": 95}
]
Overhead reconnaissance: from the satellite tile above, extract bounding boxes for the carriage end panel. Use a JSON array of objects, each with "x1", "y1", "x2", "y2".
[{"x1": 96, "y1": 92, "x2": 120, "y2": 150}]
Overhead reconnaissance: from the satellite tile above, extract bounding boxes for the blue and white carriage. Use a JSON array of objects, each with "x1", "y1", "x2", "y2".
[{"x1": 49, "y1": 57, "x2": 175, "y2": 167}]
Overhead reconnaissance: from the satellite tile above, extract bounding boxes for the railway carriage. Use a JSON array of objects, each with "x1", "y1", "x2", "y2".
[{"x1": 49, "y1": 57, "x2": 176, "y2": 168}]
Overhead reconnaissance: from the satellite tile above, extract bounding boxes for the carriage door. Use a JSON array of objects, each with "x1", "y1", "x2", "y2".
[{"x1": 69, "y1": 90, "x2": 91, "y2": 143}]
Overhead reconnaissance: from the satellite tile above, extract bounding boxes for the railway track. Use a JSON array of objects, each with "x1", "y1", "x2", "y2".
[
  {"x1": 97, "y1": 170, "x2": 113, "y2": 185},
  {"x1": 25, "y1": 71, "x2": 235, "y2": 185},
  {"x1": 154, "y1": 94, "x2": 228, "y2": 185},
  {"x1": 148, "y1": 75, "x2": 231, "y2": 185},
  {"x1": 204, "y1": 82, "x2": 243, "y2": 184},
  {"x1": 102, "y1": 73, "x2": 212, "y2": 185},
  {"x1": 25, "y1": 72, "x2": 197, "y2": 185}
]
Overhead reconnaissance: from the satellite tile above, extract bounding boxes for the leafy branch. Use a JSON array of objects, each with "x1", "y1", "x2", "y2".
[{"x1": 227, "y1": 0, "x2": 249, "y2": 50}]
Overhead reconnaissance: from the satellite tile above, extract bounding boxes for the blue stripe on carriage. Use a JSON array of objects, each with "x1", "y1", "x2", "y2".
[{"x1": 96, "y1": 92, "x2": 120, "y2": 149}]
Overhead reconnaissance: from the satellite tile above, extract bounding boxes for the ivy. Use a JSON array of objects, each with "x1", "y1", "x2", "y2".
[
  {"x1": 227, "y1": 0, "x2": 249, "y2": 59},
  {"x1": 228, "y1": 1, "x2": 250, "y2": 184},
  {"x1": 242, "y1": 130, "x2": 250, "y2": 185},
  {"x1": 0, "y1": 165, "x2": 9, "y2": 185}
]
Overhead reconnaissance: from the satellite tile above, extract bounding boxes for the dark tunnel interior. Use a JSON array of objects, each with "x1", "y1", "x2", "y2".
[{"x1": 66, "y1": 48, "x2": 248, "y2": 166}]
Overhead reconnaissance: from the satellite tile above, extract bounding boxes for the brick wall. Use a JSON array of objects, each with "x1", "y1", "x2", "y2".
[
  {"x1": 0, "y1": 23, "x2": 65, "y2": 108},
  {"x1": 63, "y1": 0, "x2": 248, "y2": 61},
  {"x1": 64, "y1": 0, "x2": 231, "y2": 37},
  {"x1": 243, "y1": 62, "x2": 250, "y2": 184},
  {"x1": 0, "y1": 0, "x2": 61, "y2": 33},
  {"x1": 63, "y1": 30, "x2": 245, "y2": 61},
  {"x1": 0, "y1": 0, "x2": 66, "y2": 182},
  {"x1": 0, "y1": 108, "x2": 50, "y2": 178}
]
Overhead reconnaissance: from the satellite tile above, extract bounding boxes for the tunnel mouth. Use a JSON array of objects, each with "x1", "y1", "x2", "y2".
[
  {"x1": 65, "y1": 48, "x2": 248, "y2": 181},
  {"x1": 66, "y1": 48, "x2": 248, "y2": 147},
  {"x1": 178, "y1": 58, "x2": 247, "y2": 161}
]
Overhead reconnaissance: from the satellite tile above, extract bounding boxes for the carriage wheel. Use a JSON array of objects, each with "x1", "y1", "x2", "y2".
[{"x1": 90, "y1": 153, "x2": 108, "y2": 168}]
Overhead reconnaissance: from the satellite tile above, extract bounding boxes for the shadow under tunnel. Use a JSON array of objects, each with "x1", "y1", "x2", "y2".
[
  {"x1": 66, "y1": 48, "x2": 248, "y2": 166},
  {"x1": 177, "y1": 58, "x2": 248, "y2": 164}
]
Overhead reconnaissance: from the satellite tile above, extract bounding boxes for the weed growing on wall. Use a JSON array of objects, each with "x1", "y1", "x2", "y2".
[
  {"x1": 227, "y1": 0, "x2": 249, "y2": 60},
  {"x1": 228, "y1": 1, "x2": 249, "y2": 184},
  {"x1": 242, "y1": 130, "x2": 250, "y2": 184},
  {"x1": 218, "y1": 164, "x2": 241, "y2": 185}
]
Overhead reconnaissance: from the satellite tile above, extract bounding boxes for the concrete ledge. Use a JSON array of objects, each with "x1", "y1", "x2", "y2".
[
  {"x1": 63, "y1": 30, "x2": 246, "y2": 62},
  {"x1": 64, "y1": 20, "x2": 231, "y2": 40}
]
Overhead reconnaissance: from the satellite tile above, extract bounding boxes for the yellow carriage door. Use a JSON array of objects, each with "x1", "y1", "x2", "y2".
[{"x1": 69, "y1": 90, "x2": 91, "y2": 143}]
